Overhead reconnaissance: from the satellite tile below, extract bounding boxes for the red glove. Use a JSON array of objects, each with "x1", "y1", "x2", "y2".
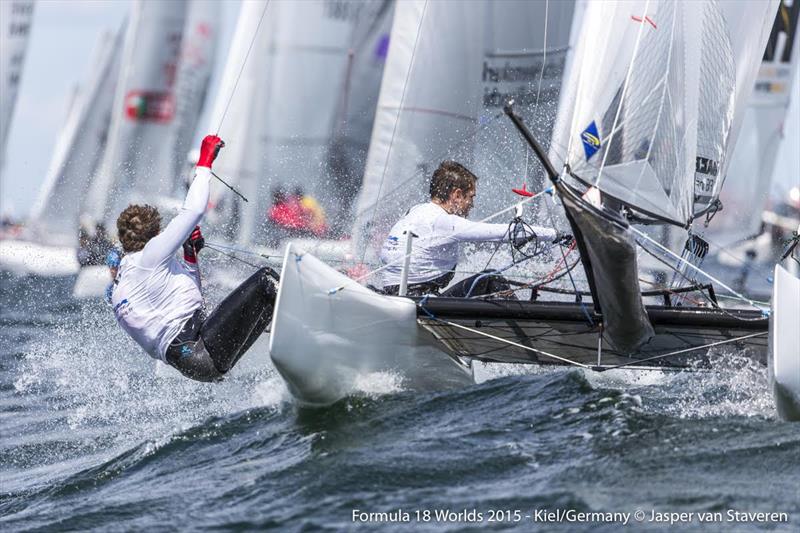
[
  {"x1": 197, "y1": 135, "x2": 225, "y2": 168},
  {"x1": 183, "y1": 226, "x2": 205, "y2": 264}
]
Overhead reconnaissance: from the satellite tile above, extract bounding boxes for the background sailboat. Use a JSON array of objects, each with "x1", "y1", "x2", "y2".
[
  {"x1": 0, "y1": 24, "x2": 123, "y2": 277},
  {"x1": 0, "y1": 0, "x2": 35, "y2": 179},
  {"x1": 702, "y1": 0, "x2": 799, "y2": 296},
  {"x1": 204, "y1": 0, "x2": 393, "y2": 266}
]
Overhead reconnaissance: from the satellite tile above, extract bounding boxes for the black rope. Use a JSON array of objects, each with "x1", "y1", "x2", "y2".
[
  {"x1": 204, "y1": 243, "x2": 262, "y2": 269},
  {"x1": 637, "y1": 242, "x2": 767, "y2": 322}
]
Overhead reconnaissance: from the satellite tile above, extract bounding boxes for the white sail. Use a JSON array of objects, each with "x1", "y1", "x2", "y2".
[
  {"x1": 706, "y1": 0, "x2": 800, "y2": 246},
  {"x1": 0, "y1": 0, "x2": 34, "y2": 175},
  {"x1": 27, "y1": 28, "x2": 125, "y2": 245},
  {"x1": 325, "y1": 0, "x2": 395, "y2": 234},
  {"x1": 208, "y1": 0, "x2": 381, "y2": 245},
  {"x1": 550, "y1": 0, "x2": 779, "y2": 227},
  {"x1": 84, "y1": 0, "x2": 189, "y2": 226},
  {"x1": 352, "y1": 0, "x2": 578, "y2": 260},
  {"x1": 156, "y1": 0, "x2": 219, "y2": 196}
]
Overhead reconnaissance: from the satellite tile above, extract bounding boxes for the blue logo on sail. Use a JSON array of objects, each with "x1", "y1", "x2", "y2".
[{"x1": 581, "y1": 121, "x2": 601, "y2": 161}]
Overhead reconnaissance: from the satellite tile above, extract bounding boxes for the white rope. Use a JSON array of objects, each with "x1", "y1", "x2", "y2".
[
  {"x1": 215, "y1": 0, "x2": 270, "y2": 134},
  {"x1": 629, "y1": 225, "x2": 768, "y2": 312},
  {"x1": 423, "y1": 317, "x2": 590, "y2": 368},
  {"x1": 328, "y1": 186, "x2": 553, "y2": 293},
  {"x1": 425, "y1": 317, "x2": 765, "y2": 372},
  {"x1": 533, "y1": 0, "x2": 549, "y2": 113},
  {"x1": 598, "y1": 331, "x2": 767, "y2": 371}
]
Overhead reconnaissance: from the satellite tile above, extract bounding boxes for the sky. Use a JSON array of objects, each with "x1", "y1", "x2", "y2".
[
  {"x1": 0, "y1": 0, "x2": 798, "y2": 219},
  {"x1": 0, "y1": 0, "x2": 241, "y2": 218}
]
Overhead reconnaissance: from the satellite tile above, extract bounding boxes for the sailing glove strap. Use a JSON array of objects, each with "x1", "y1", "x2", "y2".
[
  {"x1": 183, "y1": 226, "x2": 205, "y2": 264},
  {"x1": 197, "y1": 135, "x2": 225, "y2": 168}
]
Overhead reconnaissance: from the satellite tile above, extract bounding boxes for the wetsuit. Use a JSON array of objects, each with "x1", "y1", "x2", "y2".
[
  {"x1": 380, "y1": 202, "x2": 557, "y2": 297},
  {"x1": 110, "y1": 165, "x2": 277, "y2": 382}
]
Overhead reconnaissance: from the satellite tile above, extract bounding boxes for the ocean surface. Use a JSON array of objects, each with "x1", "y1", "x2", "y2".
[{"x1": 1, "y1": 272, "x2": 797, "y2": 532}]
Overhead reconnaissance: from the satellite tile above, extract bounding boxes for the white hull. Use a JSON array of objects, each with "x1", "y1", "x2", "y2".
[
  {"x1": 72, "y1": 265, "x2": 111, "y2": 299},
  {"x1": 769, "y1": 263, "x2": 800, "y2": 421},
  {"x1": 0, "y1": 239, "x2": 79, "y2": 277},
  {"x1": 269, "y1": 244, "x2": 474, "y2": 406}
]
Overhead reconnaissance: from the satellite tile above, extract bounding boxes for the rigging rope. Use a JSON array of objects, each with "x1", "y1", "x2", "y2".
[
  {"x1": 204, "y1": 243, "x2": 262, "y2": 269},
  {"x1": 215, "y1": 0, "x2": 270, "y2": 134},
  {"x1": 594, "y1": 0, "x2": 652, "y2": 189},
  {"x1": 595, "y1": 331, "x2": 767, "y2": 371},
  {"x1": 630, "y1": 225, "x2": 767, "y2": 313},
  {"x1": 544, "y1": 193, "x2": 593, "y2": 324},
  {"x1": 418, "y1": 313, "x2": 590, "y2": 369},
  {"x1": 420, "y1": 312, "x2": 765, "y2": 372}
]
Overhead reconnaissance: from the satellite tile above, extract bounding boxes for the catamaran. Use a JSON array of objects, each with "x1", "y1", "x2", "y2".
[{"x1": 265, "y1": 0, "x2": 797, "y2": 413}]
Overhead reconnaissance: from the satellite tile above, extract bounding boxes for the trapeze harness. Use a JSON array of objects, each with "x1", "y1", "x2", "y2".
[
  {"x1": 109, "y1": 167, "x2": 278, "y2": 382},
  {"x1": 380, "y1": 202, "x2": 557, "y2": 297}
]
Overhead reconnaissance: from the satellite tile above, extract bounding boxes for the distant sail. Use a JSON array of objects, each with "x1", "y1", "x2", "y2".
[
  {"x1": 159, "y1": 0, "x2": 219, "y2": 195},
  {"x1": 207, "y1": 0, "x2": 384, "y2": 245},
  {"x1": 325, "y1": 0, "x2": 395, "y2": 234},
  {"x1": 28, "y1": 27, "x2": 125, "y2": 245},
  {"x1": 0, "y1": 0, "x2": 34, "y2": 176},
  {"x1": 706, "y1": 0, "x2": 800, "y2": 247},
  {"x1": 85, "y1": 0, "x2": 189, "y2": 226}
]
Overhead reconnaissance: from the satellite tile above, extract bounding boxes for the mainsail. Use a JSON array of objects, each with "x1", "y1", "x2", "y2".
[
  {"x1": 27, "y1": 28, "x2": 125, "y2": 245},
  {"x1": 207, "y1": 0, "x2": 390, "y2": 245},
  {"x1": 552, "y1": 0, "x2": 779, "y2": 227},
  {"x1": 546, "y1": 0, "x2": 778, "y2": 351},
  {"x1": 706, "y1": 0, "x2": 800, "y2": 247},
  {"x1": 84, "y1": 0, "x2": 190, "y2": 226},
  {"x1": 0, "y1": 0, "x2": 34, "y2": 176},
  {"x1": 352, "y1": 0, "x2": 578, "y2": 261}
]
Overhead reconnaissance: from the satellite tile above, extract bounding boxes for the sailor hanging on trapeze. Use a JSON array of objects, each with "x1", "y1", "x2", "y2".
[{"x1": 107, "y1": 135, "x2": 279, "y2": 382}]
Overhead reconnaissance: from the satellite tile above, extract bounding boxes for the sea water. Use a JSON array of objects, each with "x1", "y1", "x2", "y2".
[{"x1": 1, "y1": 273, "x2": 797, "y2": 532}]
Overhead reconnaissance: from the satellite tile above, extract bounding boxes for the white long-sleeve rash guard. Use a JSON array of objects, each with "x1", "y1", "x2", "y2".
[
  {"x1": 110, "y1": 167, "x2": 211, "y2": 361},
  {"x1": 379, "y1": 202, "x2": 557, "y2": 287}
]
